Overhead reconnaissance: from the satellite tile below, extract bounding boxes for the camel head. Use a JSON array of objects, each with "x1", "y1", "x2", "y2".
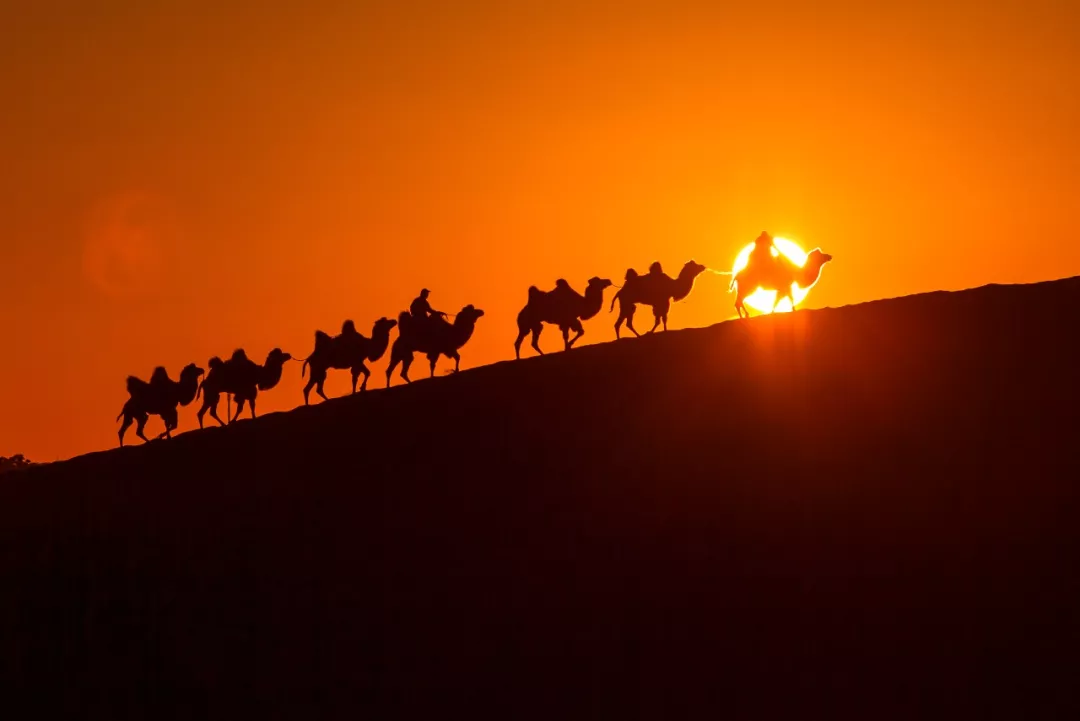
[
  {"x1": 806, "y1": 248, "x2": 833, "y2": 267},
  {"x1": 457, "y1": 305, "x2": 486, "y2": 324},
  {"x1": 586, "y1": 277, "x2": 613, "y2": 292},
  {"x1": 372, "y1": 316, "x2": 398, "y2": 336},
  {"x1": 265, "y1": 348, "x2": 292, "y2": 367},
  {"x1": 180, "y1": 363, "x2": 206, "y2": 383},
  {"x1": 680, "y1": 260, "x2": 708, "y2": 280}
]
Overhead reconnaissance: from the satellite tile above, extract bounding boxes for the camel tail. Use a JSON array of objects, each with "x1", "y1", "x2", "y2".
[{"x1": 301, "y1": 359, "x2": 309, "y2": 378}]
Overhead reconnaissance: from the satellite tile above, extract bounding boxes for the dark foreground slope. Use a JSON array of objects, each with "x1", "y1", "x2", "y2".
[{"x1": 5, "y1": 278, "x2": 1080, "y2": 719}]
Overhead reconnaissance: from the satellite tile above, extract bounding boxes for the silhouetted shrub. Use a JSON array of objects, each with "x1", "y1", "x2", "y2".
[{"x1": 0, "y1": 454, "x2": 33, "y2": 475}]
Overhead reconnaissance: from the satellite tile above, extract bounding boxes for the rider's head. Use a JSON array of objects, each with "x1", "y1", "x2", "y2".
[
  {"x1": 419, "y1": 288, "x2": 430, "y2": 299},
  {"x1": 755, "y1": 231, "x2": 773, "y2": 248},
  {"x1": 342, "y1": 319, "x2": 356, "y2": 334},
  {"x1": 648, "y1": 261, "x2": 663, "y2": 274}
]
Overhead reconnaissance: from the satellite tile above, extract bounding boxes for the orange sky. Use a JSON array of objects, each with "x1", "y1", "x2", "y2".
[{"x1": 2, "y1": 0, "x2": 1078, "y2": 461}]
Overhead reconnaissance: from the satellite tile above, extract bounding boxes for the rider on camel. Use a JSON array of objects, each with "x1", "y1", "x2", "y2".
[
  {"x1": 748, "y1": 231, "x2": 779, "y2": 272},
  {"x1": 409, "y1": 289, "x2": 446, "y2": 335}
]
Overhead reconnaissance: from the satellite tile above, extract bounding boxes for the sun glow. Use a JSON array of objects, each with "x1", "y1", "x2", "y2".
[{"x1": 731, "y1": 237, "x2": 810, "y2": 314}]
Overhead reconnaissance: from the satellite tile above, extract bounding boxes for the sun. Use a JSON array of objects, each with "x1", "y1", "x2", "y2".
[{"x1": 731, "y1": 237, "x2": 810, "y2": 314}]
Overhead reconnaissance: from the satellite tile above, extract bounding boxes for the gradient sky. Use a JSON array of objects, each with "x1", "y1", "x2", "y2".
[{"x1": 2, "y1": 0, "x2": 1078, "y2": 461}]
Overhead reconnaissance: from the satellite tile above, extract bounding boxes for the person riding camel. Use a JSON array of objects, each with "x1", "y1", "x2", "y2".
[
  {"x1": 409, "y1": 289, "x2": 447, "y2": 336},
  {"x1": 748, "y1": 231, "x2": 779, "y2": 273}
]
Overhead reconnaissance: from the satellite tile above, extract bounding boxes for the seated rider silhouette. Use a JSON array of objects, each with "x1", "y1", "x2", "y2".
[
  {"x1": 748, "y1": 231, "x2": 779, "y2": 274},
  {"x1": 410, "y1": 289, "x2": 446, "y2": 335}
]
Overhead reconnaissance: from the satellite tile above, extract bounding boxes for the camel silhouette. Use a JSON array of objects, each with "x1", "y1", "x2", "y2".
[
  {"x1": 196, "y1": 348, "x2": 293, "y2": 427},
  {"x1": 117, "y1": 363, "x2": 205, "y2": 446},
  {"x1": 301, "y1": 317, "x2": 398, "y2": 405},
  {"x1": 610, "y1": 260, "x2": 707, "y2": 337},
  {"x1": 731, "y1": 248, "x2": 833, "y2": 318},
  {"x1": 514, "y1": 276, "x2": 613, "y2": 359},
  {"x1": 386, "y1": 304, "x2": 485, "y2": 385}
]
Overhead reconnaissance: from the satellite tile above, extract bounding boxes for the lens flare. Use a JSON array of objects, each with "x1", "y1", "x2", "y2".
[{"x1": 731, "y1": 237, "x2": 810, "y2": 314}]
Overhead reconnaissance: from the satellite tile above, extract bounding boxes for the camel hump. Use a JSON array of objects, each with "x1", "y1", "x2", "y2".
[
  {"x1": 230, "y1": 348, "x2": 248, "y2": 362},
  {"x1": 555, "y1": 278, "x2": 571, "y2": 290},
  {"x1": 527, "y1": 285, "x2": 544, "y2": 303},
  {"x1": 314, "y1": 330, "x2": 332, "y2": 351},
  {"x1": 209, "y1": 356, "x2": 225, "y2": 370},
  {"x1": 125, "y1": 375, "x2": 149, "y2": 396},
  {"x1": 150, "y1": 366, "x2": 170, "y2": 385}
]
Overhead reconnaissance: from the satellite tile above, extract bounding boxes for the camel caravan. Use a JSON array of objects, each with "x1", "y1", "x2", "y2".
[{"x1": 116, "y1": 232, "x2": 832, "y2": 446}]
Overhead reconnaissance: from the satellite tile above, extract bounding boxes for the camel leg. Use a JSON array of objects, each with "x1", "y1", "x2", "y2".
[
  {"x1": 198, "y1": 391, "x2": 220, "y2": 428},
  {"x1": 250, "y1": 396, "x2": 257, "y2": 419},
  {"x1": 450, "y1": 351, "x2": 461, "y2": 373},
  {"x1": 625, "y1": 306, "x2": 640, "y2": 337},
  {"x1": 316, "y1": 377, "x2": 329, "y2": 402},
  {"x1": 385, "y1": 359, "x2": 397, "y2": 388},
  {"x1": 561, "y1": 326, "x2": 571, "y2": 352},
  {"x1": 350, "y1": 367, "x2": 361, "y2": 394},
  {"x1": 135, "y1": 414, "x2": 150, "y2": 443},
  {"x1": 514, "y1": 326, "x2": 529, "y2": 360},
  {"x1": 118, "y1": 414, "x2": 134, "y2": 447},
  {"x1": 428, "y1": 352, "x2": 440, "y2": 377},
  {"x1": 567, "y1": 319, "x2": 585, "y2": 349},
  {"x1": 530, "y1": 326, "x2": 544, "y2": 356},
  {"x1": 400, "y1": 353, "x2": 414, "y2": 384},
  {"x1": 358, "y1": 365, "x2": 371, "y2": 392},
  {"x1": 232, "y1": 398, "x2": 246, "y2": 423},
  {"x1": 648, "y1": 310, "x2": 662, "y2": 333},
  {"x1": 209, "y1": 397, "x2": 226, "y2": 427}
]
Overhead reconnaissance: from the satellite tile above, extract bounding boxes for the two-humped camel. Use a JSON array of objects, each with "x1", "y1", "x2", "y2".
[
  {"x1": 730, "y1": 248, "x2": 833, "y2": 318},
  {"x1": 386, "y1": 305, "x2": 485, "y2": 385},
  {"x1": 514, "y1": 276, "x2": 613, "y2": 359},
  {"x1": 610, "y1": 260, "x2": 707, "y2": 338},
  {"x1": 117, "y1": 363, "x2": 205, "y2": 446},
  {"x1": 196, "y1": 348, "x2": 293, "y2": 427},
  {"x1": 302, "y1": 317, "x2": 399, "y2": 404}
]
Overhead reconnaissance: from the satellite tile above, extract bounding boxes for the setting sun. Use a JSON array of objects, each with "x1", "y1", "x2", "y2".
[{"x1": 731, "y1": 237, "x2": 810, "y2": 314}]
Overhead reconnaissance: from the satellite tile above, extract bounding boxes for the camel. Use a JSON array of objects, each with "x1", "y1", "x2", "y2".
[
  {"x1": 730, "y1": 247, "x2": 833, "y2": 318},
  {"x1": 610, "y1": 260, "x2": 707, "y2": 337},
  {"x1": 386, "y1": 304, "x2": 485, "y2": 385},
  {"x1": 196, "y1": 348, "x2": 293, "y2": 427},
  {"x1": 514, "y1": 276, "x2": 613, "y2": 359},
  {"x1": 301, "y1": 317, "x2": 398, "y2": 404},
  {"x1": 117, "y1": 363, "x2": 205, "y2": 447}
]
